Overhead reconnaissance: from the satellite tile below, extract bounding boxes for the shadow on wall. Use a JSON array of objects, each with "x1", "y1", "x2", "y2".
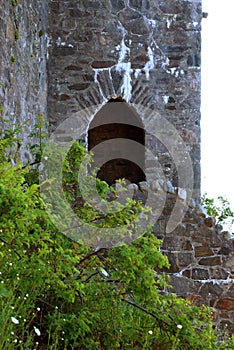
[{"x1": 88, "y1": 98, "x2": 146, "y2": 185}]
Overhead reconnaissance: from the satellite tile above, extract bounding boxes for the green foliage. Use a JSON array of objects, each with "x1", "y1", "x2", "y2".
[
  {"x1": 11, "y1": 0, "x2": 18, "y2": 6},
  {"x1": 28, "y1": 113, "x2": 49, "y2": 163},
  {"x1": 0, "y1": 129, "x2": 233, "y2": 349},
  {"x1": 10, "y1": 56, "x2": 16, "y2": 64},
  {"x1": 14, "y1": 29, "x2": 19, "y2": 40},
  {"x1": 201, "y1": 193, "x2": 234, "y2": 228},
  {"x1": 39, "y1": 30, "x2": 44, "y2": 37}
]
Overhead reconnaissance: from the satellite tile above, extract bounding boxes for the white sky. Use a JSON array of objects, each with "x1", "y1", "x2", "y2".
[{"x1": 201, "y1": 0, "x2": 234, "y2": 210}]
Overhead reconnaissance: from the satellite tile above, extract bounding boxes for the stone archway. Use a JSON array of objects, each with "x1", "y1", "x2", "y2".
[{"x1": 88, "y1": 98, "x2": 145, "y2": 185}]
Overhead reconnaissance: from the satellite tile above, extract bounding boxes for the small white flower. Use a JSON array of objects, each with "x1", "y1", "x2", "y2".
[
  {"x1": 1, "y1": 280, "x2": 4, "y2": 284},
  {"x1": 148, "y1": 330, "x2": 153, "y2": 335},
  {"x1": 11, "y1": 332, "x2": 14, "y2": 335},
  {"x1": 34, "y1": 327, "x2": 41, "y2": 336},
  {"x1": 37, "y1": 307, "x2": 40, "y2": 311},
  {"x1": 44, "y1": 156, "x2": 48, "y2": 161},
  {"x1": 177, "y1": 324, "x2": 183, "y2": 329},
  {"x1": 100, "y1": 268, "x2": 109, "y2": 277},
  {"x1": 11, "y1": 317, "x2": 19, "y2": 325},
  {"x1": 25, "y1": 293, "x2": 29, "y2": 297},
  {"x1": 9, "y1": 262, "x2": 12, "y2": 266},
  {"x1": 13, "y1": 339, "x2": 18, "y2": 343}
]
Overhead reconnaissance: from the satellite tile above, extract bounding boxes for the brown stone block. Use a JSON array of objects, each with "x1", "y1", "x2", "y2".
[
  {"x1": 162, "y1": 252, "x2": 179, "y2": 273},
  {"x1": 91, "y1": 61, "x2": 116, "y2": 69},
  {"x1": 134, "y1": 55, "x2": 148, "y2": 64},
  {"x1": 52, "y1": 93, "x2": 71, "y2": 101},
  {"x1": 204, "y1": 217, "x2": 216, "y2": 228},
  {"x1": 187, "y1": 294, "x2": 203, "y2": 306},
  {"x1": 216, "y1": 298, "x2": 234, "y2": 311},
  {"x1": 219, "y1": 311, "x2": 233, "y2": 319},
  {"x1": 182, "y1": 269, "x2": 191, "y2": 278},
  {"x1": 194, "y1": 245, "x2": 213, "y2": 257},
  {"x1": 199, "y1": 256, "x2": 221, "y2": 266},
  {"x1": 65, "y1": 65, "x2": 82, "y2": 71}
]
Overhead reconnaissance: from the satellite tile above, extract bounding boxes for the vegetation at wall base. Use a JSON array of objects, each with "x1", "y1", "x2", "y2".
[{"x1": 0, "y1": 124, "x2": 234, "y2": 349}]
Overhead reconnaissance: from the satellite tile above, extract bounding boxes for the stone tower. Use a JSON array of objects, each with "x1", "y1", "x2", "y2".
[
  {"x1": 47, "y1": 0, "x2": 201, "y2": 198},
  {"x1": 1, "y1": 0, "x2": 234, "y2": 332}
]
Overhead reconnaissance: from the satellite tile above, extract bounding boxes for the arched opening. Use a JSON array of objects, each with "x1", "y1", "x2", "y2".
[{"x1": 88, "y1": 98, "x2": 145, "y2": 185}]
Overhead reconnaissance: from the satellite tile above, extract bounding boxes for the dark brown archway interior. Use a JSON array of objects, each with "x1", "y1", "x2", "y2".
[{"x1": 88, "y1": 98, "x2": 145, "y2": 185}]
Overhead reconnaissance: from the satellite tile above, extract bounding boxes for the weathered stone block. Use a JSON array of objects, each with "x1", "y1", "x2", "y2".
[
  {"x1": 194, "y1": 245, "x2": 213, "y2": 257},
  {"x1": 68, "y1": 83, "x2": 90, "y2": 91},
  {"x1": 199, "y1": 256, "x2": 222, "y2": 266},
  {"x1": 191, "y1": 268, "x2": 209, "y2": 280},
  {"x1": 204, "y1": 217, "x2": 216, "y2": 228},
  {"x1": 210, "y1": 268, "x2": 229, "y2": 280},
  {"x1": 52, "y1": 47, "x2": 77, "y2": 56},
  {"x1": 169, "y1": 275, "x2": 199, "y2": 296},
  {"x1": 218, "y1": 246, "x2": 233, "y2": 256},
  {"x1": 110, "y1": 0, "x2": 125, "y2": 11},
  {"x1": 216, "y1": 298, "x2": 234, "y2": 311},
  {"x1": 91, "y1": 61, "x2": 116, "y2": 69},
  {"x1": 200, "y1": 283, "x2": 223, "y2": 298},
  {"x1": 178, "y1": 252, "x2": 195, "y2": 267}
]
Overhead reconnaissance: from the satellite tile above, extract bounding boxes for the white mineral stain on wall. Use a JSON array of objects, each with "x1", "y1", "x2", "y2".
[
  {"x1": 93, "y1": 68, "x2": 111, "y2": 101},
  {"x1": 143, "y1": 47, "x2": 154, "y2": 80},
  {"x1": 115, "y1": 37, "x2": 133, "y2": 102},
  {"x1": 166, "y1": 14, "x2": 177, "y2": 29}
]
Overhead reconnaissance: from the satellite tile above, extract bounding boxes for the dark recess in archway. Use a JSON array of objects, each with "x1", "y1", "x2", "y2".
[{"x1": 88, "y1": 99, "x2": 145, "y2": 185}]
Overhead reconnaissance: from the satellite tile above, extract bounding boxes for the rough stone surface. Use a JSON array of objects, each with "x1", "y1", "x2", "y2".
[
  {"x1": 46, "y1": 0, "x2": 202, "y2": 195},
  {"x1": 1, "y1": 0, "x2": 234, "y2": 334},
  {"x1": 0, "y1": 0, "x2": 48, "y2": 161}
]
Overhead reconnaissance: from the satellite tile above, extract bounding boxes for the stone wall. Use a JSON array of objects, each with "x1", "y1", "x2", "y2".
[
  {"x1": 0, "y1": 0, "x2": 48, "y2": 161},
  {"x1": 129, "y1": 180, "x2": 234, "y2": 332},
  {"x1": 47, "y1": 0, "x2": 201, "y2": 195},
  {"x1": 0, "y1": 0, "x2": 233, "y2": 334}
]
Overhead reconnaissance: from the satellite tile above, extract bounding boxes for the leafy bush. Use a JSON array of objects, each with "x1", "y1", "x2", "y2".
[
  {"x1": 0, "y1": 127, "x2": 233, "y2": 349},
  {"x1": 201, "y1": 193, "x2": 234, "y2": 233}
]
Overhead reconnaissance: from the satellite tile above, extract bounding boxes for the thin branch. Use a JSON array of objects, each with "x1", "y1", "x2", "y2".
[{"x1": 121, "y1": 298, "x2": 172, "y2": 328}]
